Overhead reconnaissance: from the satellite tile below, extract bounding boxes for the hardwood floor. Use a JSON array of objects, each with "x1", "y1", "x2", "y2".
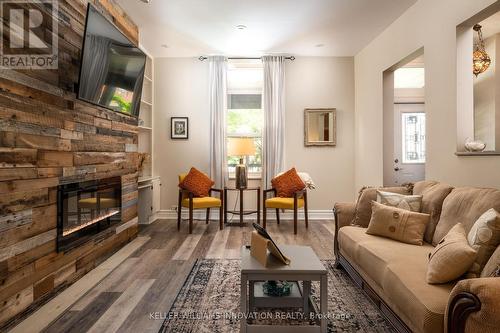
[{"x1": 13, "y1": 218, "x2": 336, "y2": 333}]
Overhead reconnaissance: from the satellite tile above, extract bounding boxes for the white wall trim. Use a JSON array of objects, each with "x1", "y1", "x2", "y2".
[{"x1": 155, "y1": 209, "x2": 334, "y2": 221}]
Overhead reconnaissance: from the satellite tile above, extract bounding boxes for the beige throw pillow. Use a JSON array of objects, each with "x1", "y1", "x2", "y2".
[
  {"x1": 366, "y1": 201, "x2": 430, "y2": 245},
  {"x1": 377, "y1": 190, "x2": 423, "y2": 212},
  {"x1": 427, "y1": 223, "x2": 477, "y2": 284},
  {"x1": 466, "y1": 208, "x2": 500, "y2": 278}
]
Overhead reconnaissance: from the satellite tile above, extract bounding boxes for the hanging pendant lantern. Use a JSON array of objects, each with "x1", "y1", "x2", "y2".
[{"x1": 473, "y1": 24, "x2": 491, "y2": 77}]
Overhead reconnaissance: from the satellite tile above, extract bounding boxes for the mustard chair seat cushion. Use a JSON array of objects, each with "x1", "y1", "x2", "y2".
[
  {"x1": 78, "y1": 198, "x2": 117, "y2": 209},
  {"x1": 265, "y1": 197, "x2": 304, "y2": 209},
  {"x1": 182, "y1": 197, "x2": 222, "y2": 209}
]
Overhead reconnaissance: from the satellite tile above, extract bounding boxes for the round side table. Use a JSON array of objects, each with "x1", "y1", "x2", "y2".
[{"x1": 223, "y1": 187, "x2": 260, "y2": 226}]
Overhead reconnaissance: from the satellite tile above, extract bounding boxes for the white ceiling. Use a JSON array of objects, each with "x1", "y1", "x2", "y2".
[{"x1": 116, "y1": 0, "x2": 417, "y2": 58}]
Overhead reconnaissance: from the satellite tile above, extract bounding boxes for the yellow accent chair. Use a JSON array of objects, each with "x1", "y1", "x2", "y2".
[
  {"x1": 177, "y1": 174, "x2": 223, "y2": 234},
  {"x1": 263, "y1": 188, "x2": 309, "y2": 234}
]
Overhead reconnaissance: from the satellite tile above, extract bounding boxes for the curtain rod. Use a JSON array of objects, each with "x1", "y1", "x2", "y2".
[{"x1": 198, "y1": 56, "x2": 295, "y2": 61}]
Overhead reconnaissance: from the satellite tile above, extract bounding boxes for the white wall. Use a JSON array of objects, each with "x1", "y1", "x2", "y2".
[
  {"x1": 285, "y1": 57, "x2": 355, "y2": 208},
  {"x1": 154, "y1": 56, "x2": 355, "y2": 213},
  {"x1": 154, "y1": 58, "x2": 210, "y2": 212},
  {"x1": 354, "y1": 0, "x2": 500, "y2": 191}
]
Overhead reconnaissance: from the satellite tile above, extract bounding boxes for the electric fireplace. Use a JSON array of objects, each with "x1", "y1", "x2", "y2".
[{"x1": 57, "y1": 176, "x2": 122, "y2": 252}]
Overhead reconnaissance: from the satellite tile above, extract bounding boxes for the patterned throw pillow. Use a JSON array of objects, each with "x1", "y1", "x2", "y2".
[
  {"x1": 271, "y1": 168, "x2": 305, "y2": 197},
  {"x1": 366, "y1": 201, "x2": 430, "y2": 245},
  {"x1": 178, "y1": 167, "x2": 214, "y2": 197},
  {"x1": 352, "y1": 186, "x2": 412, "y2": 228},
  {"x1": 377, "y1": 190, "x2": 423, "y2": 212},
  {"x1": 426, "y1": 223, "x2": 477, "y2": 284},
  {"x1": 466, "y1": 208, "x2": 500, "y2": 278}
]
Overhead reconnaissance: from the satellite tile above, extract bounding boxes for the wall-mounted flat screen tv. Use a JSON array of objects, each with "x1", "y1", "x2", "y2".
[{"x1": 77, "y1": 4, "x2": 146, "y2": 117}]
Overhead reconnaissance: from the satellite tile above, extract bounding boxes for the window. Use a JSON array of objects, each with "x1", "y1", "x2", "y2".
[
  {"x1": 402, "y1": 112, "x2": 426, "y2": 164},
  {"x1": 226, "y1": 60, "x2": 263, "y2": 176}
]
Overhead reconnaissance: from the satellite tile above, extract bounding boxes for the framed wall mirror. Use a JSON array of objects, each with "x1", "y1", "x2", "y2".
[{"x1": 304, "y1": 108, "x2": 336, "y2": 146}]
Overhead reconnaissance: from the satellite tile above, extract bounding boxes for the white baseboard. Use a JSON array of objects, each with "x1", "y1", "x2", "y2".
[{"x1": 156, "y1": 209, "x2": 334, "y2": 221}]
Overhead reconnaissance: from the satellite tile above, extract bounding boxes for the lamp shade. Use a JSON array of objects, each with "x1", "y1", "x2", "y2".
[{"x1": 227, "y1": 137, "x2": 256, "y2": 156}]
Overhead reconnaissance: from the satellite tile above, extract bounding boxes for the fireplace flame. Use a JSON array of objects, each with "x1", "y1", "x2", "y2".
[{"x1": 62, "y1": 209, "x2": 120, "y2": 237}]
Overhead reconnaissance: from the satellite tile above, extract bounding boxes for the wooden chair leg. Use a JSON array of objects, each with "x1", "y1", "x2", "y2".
[
  {"x1": 294, "y1": 208, "x2": 298, "y2": 234},
  {"x1": 189, "y1": 199, "x2": 194, "y2": 234},
  {"x1": 304, "y1": 192, "x2": 309, "y2": 229},
  {"x1": 294, "y1": 195, "x2": 298, "y2": 234},
  {"x1": 263, "y1": 204, "x2": 267, "y2": 229},
  {"x1": 177, "y1": 193, "x2": 182, "y2": 231},
  {"x1": 177, "y1": 207, "x2": 181, "y2": 231},
  {"x1": 276, "y1": 209, "x2": 280, "y2": 224},
  {"x1": 206, "y1": 208, "x2": 210, "y2": 224},
  {"x1": 219, "y1": 205, "x2": 223, "y2": 230}
]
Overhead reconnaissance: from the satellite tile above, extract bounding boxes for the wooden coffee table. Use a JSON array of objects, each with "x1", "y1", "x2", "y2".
[{"x1": 240, "y1": 245, "x2": 328, "y2": 333}]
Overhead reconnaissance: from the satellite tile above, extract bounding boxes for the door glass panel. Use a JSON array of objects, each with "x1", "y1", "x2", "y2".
[{"x1": 402, "y1": 113, "x2": 426, "y2": 163}]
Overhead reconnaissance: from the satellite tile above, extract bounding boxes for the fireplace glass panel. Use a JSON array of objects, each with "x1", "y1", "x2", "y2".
[{"x1": 57, "y1": 177, "x2": 122, "y2": 251}]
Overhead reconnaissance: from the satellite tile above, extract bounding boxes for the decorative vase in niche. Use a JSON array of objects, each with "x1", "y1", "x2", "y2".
[{"x1": 464, "y1": 138, "x2": 486, "y2": 152}]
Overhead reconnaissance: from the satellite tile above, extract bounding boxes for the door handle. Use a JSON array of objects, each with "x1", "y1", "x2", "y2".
[{"x1": 394, "y1": 166, "x2": 403, "y2": 171}]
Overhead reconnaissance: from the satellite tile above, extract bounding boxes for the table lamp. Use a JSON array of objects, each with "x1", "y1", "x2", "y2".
[{"x1": 228, "y1": 137, "x2": 256, "y2": 189}]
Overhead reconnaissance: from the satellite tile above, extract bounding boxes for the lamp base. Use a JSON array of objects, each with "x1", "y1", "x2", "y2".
[{"x1": 235, "y1": 158, "x2": 248, "y2": 189}]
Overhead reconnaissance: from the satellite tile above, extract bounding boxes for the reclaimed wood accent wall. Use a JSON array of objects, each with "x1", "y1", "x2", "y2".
[{"x1": 0, "y1": 0, "x2": 140, "y2": 328}]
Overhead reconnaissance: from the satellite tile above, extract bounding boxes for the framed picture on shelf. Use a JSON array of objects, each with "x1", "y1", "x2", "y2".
[{"x1": 171, "y1": 117, "x2": 189, "y2": 139}]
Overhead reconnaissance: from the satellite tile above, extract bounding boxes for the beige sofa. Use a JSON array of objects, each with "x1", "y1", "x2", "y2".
[{"x1": 333, "y1": 181, "x2": 500, "y2": 333}]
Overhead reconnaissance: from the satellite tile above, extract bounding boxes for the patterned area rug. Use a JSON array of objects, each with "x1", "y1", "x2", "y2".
[{"x1": 159, "y1": 259, "x2": 395, "y2": 333}]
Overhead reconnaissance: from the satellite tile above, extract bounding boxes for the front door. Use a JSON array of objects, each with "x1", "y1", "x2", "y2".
[{"x1": 390, "y1": 103, "x2": 426, "y2": 185}]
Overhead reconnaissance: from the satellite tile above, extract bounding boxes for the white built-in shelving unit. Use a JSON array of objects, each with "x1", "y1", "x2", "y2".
[{"x1": 137, "y1": 49, "x2": 160, "y2": 224}]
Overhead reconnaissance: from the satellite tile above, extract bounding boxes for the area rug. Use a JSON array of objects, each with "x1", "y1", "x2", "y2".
[{"x1": 159, "y1": 259, "x2": 395, "y2": 333}]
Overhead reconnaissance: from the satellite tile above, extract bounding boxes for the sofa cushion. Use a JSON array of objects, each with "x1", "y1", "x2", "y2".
[
  {"x1": 353, "y1": 186, "x2": 412, "y2": 228},
  {"x1": 339, "y1": 226, "x2": 434, "y2": 286},
  {"x1": 481, "y1": 245, "x2": 500, "y2": 277},
  {"x1": 413, "y1": 181, "x2": 454, "y2": 245},
  {"x1": 433, "y1": 187, "x2": 500, "y2": 245},
  {"x1": 339, "y1": 226, "x2": 432, "y2": 287},
  {"x1": 383, "y1": 261, "x2": 455, "y2": 333},
  {"x1": 427, "y1": 223, "x2": 477, "y2": 284},
  {"x1": 467, "y1": 209, "x2": 500, "y2": 277},
  {"x1": 367, "y1": 201, "x2": 430, "y2": 245},
  {"x1": 338, "y1": 226, "x2": 454, "y2": 333}
]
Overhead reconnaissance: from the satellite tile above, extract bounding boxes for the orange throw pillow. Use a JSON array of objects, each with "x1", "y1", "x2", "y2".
[
  {"x1": 271, "y1": 168, "x2": 305, "y2": 197},
  {"x1": 179, "y1": 167, "x2": 215, "y2": 197}
]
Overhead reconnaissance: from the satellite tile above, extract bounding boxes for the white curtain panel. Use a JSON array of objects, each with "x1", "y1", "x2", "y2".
[
  {"x1": 208, "y1": 56, "x2": 228, "y2": 188},
  {"x1": 262, "y1": 55, "x2": 286, "y2": 187}
]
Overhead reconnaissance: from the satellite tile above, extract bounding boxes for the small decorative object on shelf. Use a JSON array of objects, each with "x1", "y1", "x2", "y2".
[
  {"x1": 262, "y1": 280, "x2": 293, "y2": 297},
  {"x1": 464, "y1": 138, "x2": 486, "y2": 152}
]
